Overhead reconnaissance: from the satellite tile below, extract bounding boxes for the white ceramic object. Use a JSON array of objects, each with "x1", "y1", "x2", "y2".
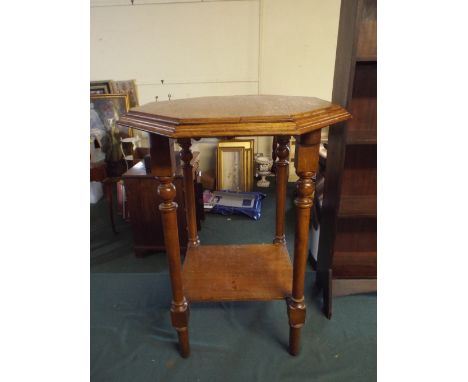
[{"x1": 255, "y1": 155, "x2": 273, "y2": 188}]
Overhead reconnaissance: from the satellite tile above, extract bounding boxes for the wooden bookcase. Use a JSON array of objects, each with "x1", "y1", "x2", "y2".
[{"x1": 316, "y1": 0, "x2": 377, "y2": 318}]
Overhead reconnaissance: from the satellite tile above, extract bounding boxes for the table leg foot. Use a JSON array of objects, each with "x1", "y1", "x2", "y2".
[
  {"x1": 289, "y1": 327, "x2": 301, "y2": 356},
  {"x1": 287, "y1": 296, "x2": 306, "y2": 356},
  {"x1": 176, "y1": 328, "x2": 190, "y2": 358},
  {"x1": 171, "y1": 299, "x2": 190, "y2": 358}
]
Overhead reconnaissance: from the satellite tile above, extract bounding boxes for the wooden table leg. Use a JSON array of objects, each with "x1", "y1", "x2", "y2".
[
  {"x1": 103, "y1": 177, "x2": 118, "y2": 235},
  {"x1": 288, "y1": 130, "x2": 320, "y2": 356},
  {"x1": 151, "y1": 134, "x2": 190, "y2": 358},
  {"x1": 271, "y1": 136, "x2": 278, "y2": 174},
  {"x1": 178, "y1": 138, "x2": 200, "y2": 247},
  {"x1": 274, "y1": 136, "x2": 290, "y2": 244}
]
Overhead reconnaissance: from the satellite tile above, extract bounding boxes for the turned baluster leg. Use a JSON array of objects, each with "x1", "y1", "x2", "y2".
[
  {"x1": 274, "y1": 136, "x2": 290, "y2": 244},
  {"x1": 150, "y1": 134, "x2": 190, "y2": 358},
  {"x1": 178, "y1": 138, "x2": 200, "y2": 247},
  {"x1": 288, "y1": 130, "x2": 320, "y2": 356}
]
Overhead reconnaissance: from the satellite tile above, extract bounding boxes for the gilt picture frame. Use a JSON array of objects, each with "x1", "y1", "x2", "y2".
[
  {"x1": 216, "y1": 140, "x2": 254, "y2": 192},
  {"x1": 111, "y1": 79, "x2": 139, "y2": 108},
  {"x1": 90, "y1": 80, "x2": 114, "y2": 95}
]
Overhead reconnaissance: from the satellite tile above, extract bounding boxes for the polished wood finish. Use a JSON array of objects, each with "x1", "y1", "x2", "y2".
[
  {"x1": 356, "y1": 0, "x2": 377, "y2": 61},
  {"x1": 316, "y1": 0, "x2": 377, "y2": 319},
  {"x1": 182, "y1": 244, "x2": 292, "y2": 302},
  {"x1": 347, "y1": 62, "x2": 376, "y2": 137},
  {"x1": 123, "y1": 170, "x2": 187, "y2": 255},
  {"x1": 152, "y1": 134, "x2": 190, "y2": 358},
  {"x1": 118, "y1": 95, "x2": 350, "y2": 138},
  {"x1": 273, "y1": 136, "x2": 290, "y2": 244},
  {"x1": 178, "y1": 139, "x2": 200, "y2": 247},
  {"x1": 332, "y1": 278, "x2": 377, "y2": 296},
  {"x1": 333, "y1": 251, "x2": 377, "y2": 278},
  {"x1": 122, "y1": 154, "x2": 202, "y2": 256},
  {"x1": 288, "y1": 130, "x2": 320, "y2": 355},
  {"x1": 121, "y1": 95, "x2": 350, "y2": 357},
  {"x1": 338, "y1": 195, "x2": 376, "y2": 218}
]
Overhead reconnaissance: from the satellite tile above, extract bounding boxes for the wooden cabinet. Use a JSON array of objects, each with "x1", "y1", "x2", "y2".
[
  {"x1": 316, "y1": 0, "x2": 377, "y2": 318},
  {"x1": 122, "y1": 152, "x2": 202, "y2": 257}
]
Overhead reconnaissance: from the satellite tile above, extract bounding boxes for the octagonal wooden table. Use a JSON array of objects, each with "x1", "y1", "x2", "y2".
[{"x1": 118, "y1": 95, "x2": 351, "y2": 358}]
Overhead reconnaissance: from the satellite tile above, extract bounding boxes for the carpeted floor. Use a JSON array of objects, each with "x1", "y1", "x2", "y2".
[
  {"x1": 91, "y1": 180, "x2": 302, "y2": 272},
  {"x1": 90, "y1": 180, "x2": 376, "y2": 381}
]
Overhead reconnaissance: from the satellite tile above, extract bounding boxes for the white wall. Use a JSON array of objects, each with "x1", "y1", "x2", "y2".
[{"x1": 90, "y1": 0, "x2": 341, "y2": 173}]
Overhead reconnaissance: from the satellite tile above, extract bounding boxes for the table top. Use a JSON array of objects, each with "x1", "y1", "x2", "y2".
[{"x1": 118, "y1": 95, "x2": 351, "y2": 138}]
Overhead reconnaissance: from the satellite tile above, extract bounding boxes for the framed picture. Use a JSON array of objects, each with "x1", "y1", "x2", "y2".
[
  {"x1": 111, "y1": 79, "x2": 139, "y2": 107},
  {"x1": 216, "y1": 140, "x2": 254, "y2": 192},
  {"x1": 90, "y1": 80, "x2": 114, "y2": 95},
  {"x1": 90, "y1": 94, "x2": 132, "y2": 161}
]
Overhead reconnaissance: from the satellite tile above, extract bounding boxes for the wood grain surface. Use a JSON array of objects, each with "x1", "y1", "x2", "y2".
[
  {"x1": 117, "y1": 95, "x2": 351, "y2": 138},
  {"x1": 182, "y1": 243, "x2": 292, "y2": 302}
]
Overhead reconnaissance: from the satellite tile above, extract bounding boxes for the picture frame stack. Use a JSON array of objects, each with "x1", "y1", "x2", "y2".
[
  {"x1": 216, "y1": 140, "x2": 254, "y2": 192},
  {"x1": 90, "y1": 79, "x2": 139, "y2": 108},
  {"x1": 90, "y1": 79, "x2": 140, "y2": 168}
]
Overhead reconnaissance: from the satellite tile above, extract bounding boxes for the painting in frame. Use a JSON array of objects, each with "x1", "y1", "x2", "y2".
[
  {"x1": 111, "y1": 79, "x2": 139, "y2": 107},
  {"x1": 90, "y1": 94, "x2": 131, "y2": 161},
  {"x1": 90, "y1": 80, "x2": 114, "y2": 95},
  {"x1": 216, "y1": 140, "x2": 254, "y2": 192}
]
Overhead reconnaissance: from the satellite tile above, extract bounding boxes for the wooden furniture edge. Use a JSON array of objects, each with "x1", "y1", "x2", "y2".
[{"x1": 117, "y1": 105, "x2": 351, "y2": 138}]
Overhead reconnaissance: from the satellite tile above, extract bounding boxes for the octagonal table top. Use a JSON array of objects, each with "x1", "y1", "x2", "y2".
[{"x1": 118, "y1": 95, "x2": 351, "y2": 138}]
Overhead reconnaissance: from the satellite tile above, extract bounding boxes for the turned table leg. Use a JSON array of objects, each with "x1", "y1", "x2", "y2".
[
  {"x1": 151, "y1": 134, "x2": 190, "y2": 358},
  {"x1": 274, "y1": 136, "x2": 290, "y2": 244},
  {"x1": 178, "y1": 138, "x2": 200, "y2": 247},
  {"x1": 288, "y1": 130, "x2": 320, "y2": 356}
]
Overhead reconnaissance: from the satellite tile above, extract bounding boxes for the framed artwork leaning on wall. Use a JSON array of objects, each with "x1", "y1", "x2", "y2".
[
  {"x1": 90, "y1": 94, "x2": 131, "y2": 161},
  {"x1": 111, "y1": 79, "x2": 139, "y2": 108},
  {"x1": 216, "y1": 140, "x2": 254, "y2": 192},
  {"x1": 90, "y1": 80, "x2": 114, "y2": 95}
]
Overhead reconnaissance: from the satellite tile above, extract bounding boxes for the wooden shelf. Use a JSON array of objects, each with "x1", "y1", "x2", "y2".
[
  {"x1": 182, "y1": 243, "x2": 292, "y2": 302},
  {"x1": 333, "y1": 251, "x2": 377, "y2": 278},
  {"x1": 347, "y1": 130, "x2": 377, "y2": 144},
  {"x1": 338, "y1": 195, "x2": 376, "y2": 218}
]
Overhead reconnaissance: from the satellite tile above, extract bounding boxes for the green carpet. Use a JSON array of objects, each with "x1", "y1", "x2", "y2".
[
  {"x1": 90, "y1": 180, "x2": 376, "y2": 381},
  {"x1": 91, "y1": 180, "x2": 303, "y2": 272},
  {"x1": 91, "y1": 273, "x2": 376, "y2": 382}
]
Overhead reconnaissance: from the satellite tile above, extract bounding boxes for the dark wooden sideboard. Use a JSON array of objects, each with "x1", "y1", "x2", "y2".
[{"x1": 122, "y1": 152, "x2": 202, "y2": 257}]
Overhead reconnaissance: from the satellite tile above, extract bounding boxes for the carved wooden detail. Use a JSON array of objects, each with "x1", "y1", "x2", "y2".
[
  {"x1": 273, "y1": 136, "x2": 290, "y2": 244},
  {"x1": 178, "y1": 138, "x2": 200, "y2": 247}
]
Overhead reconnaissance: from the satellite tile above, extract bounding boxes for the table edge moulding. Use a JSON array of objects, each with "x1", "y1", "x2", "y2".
[
  {"x1": 117, "y1": 94, "x2": 351, "y2": 358},
  {"x1": 118, "y1": 94, "x2": 350, "y2": 138}
]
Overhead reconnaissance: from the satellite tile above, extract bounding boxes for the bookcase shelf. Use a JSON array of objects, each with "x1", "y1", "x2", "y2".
[
  {"x1": 347, "y1": 130, "x2": 377, "y2": 144},
  {"x1": 316, "y1": 0, "x2": 377, "y2": 318},
  {"x1": 338, "y1": 195, "x2": 377, "y2": 218}
]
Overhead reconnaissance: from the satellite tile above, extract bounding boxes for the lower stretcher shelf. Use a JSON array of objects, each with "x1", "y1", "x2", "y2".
[{"x1": 182, "y1": 243, "x2": 293, "y2": 302}]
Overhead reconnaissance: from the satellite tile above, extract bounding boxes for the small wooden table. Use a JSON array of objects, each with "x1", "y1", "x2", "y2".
[{"x1": 118, "y1": 95, "x2": 351, "y2": 357}]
